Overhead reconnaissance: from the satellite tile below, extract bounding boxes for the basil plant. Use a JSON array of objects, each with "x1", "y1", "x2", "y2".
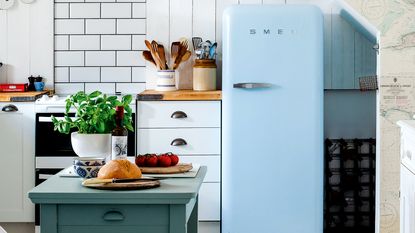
[{"x1": 51, "y1": 91, "x2": 134, "y2": 134}]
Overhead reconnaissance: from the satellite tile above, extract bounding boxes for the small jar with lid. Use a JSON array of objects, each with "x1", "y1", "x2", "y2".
[{"x1": 193, "y1": 59, "x2": 216, "y2": 91}]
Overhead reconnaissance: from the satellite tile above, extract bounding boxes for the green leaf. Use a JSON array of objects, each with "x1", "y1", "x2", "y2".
[
  {"x1": 122, "y1": 95, "x2": 132, "y2": 105},
  {"x1": 88, "y1": 91, "x2": 102, "y2": 98}
]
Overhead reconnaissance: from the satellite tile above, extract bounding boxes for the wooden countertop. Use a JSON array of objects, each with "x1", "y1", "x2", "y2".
[
  {"x1": 137, "y1": 90, "x2": 222, "y2": 101},
  {"x1": 0, "y1": 90, "x2": 50, "y2": 102}
]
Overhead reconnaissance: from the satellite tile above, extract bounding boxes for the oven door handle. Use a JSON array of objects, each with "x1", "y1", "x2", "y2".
[
  {"x1": 38, "y1": 174, "x2": 54, "y2": 179},
  {"x1": 38, "y1": 116, "x2": 78, "y2": 122}
]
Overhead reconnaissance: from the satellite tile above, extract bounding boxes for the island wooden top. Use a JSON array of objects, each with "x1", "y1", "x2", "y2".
[
  {"x1": 0, "y1": 90, "x2": 50, "y2": 102},
  {"x1": 137, "y1": 90, "x2": 222, "y2": 101}
]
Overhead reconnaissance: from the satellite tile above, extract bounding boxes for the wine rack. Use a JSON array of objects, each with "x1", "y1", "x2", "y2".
[{"x1": 324, "y1": 138, "x2": 376, "y2": 233}]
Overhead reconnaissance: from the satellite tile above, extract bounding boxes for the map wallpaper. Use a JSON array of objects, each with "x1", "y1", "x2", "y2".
[{"x1": 345, "y1": 0, "x2": 415, "y2": 232}]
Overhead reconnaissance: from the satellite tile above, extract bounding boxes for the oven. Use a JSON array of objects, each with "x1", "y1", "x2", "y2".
[{"x1": 34, "y1": 102, "x2": 136, "y2": 226}]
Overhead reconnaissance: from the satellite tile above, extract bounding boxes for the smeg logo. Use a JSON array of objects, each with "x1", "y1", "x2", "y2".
[{"x1": 249, "y1": 29, "x2": 296, "y2": 35}]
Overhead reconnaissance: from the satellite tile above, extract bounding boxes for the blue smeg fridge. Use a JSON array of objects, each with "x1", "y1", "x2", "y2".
[{"x1": 222, "y1": 5, "x2": 324, "y2": 233}]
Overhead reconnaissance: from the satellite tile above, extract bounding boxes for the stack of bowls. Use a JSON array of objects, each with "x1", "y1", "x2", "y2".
[{"x1": 73, "y1": 157, "x2": 106, "y2": 178}]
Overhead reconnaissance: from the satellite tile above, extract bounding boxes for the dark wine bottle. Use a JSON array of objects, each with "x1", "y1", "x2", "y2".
[{"x1": 111, "y1": 106, "x2": 128, "y2": 160}]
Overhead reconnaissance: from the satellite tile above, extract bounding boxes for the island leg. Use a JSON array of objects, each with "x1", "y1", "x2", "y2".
[
  {"x1": 187, "y1": 197, "x2": 198, "y2": 233},
  {"x1": 40, "y1": 204, "x2": 57, "y2": 233},
  {"x1": 169, "y1": 204, "x2": 187, "y2": 233}
]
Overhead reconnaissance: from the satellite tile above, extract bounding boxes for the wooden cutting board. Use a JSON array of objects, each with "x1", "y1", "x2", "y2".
[
  {"x1": 82, "y1": 180, "x2": 160, "y2": 190},
  {"x1": 0, "y1": 90, "x2": 50, "y2": 102},
  {"x1": 140, "y1": 163, "x2": 193, "y2": 174}
]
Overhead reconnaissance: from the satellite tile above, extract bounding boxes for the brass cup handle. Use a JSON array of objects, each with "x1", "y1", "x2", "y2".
[
  {"x1": 171, "y1": 111, "x2": 187, "y2": 119},
  {"x1": 171, "y1": 138, "x2": 187, "y2": 146}
]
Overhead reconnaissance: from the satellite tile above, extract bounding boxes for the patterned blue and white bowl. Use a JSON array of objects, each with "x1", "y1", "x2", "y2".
[
  {"x1": 73, "y1": 157, "x2": 106, "y2": 166},
  {"x1": 73, "y1": 165, "x2": 103, "y2": 178}
]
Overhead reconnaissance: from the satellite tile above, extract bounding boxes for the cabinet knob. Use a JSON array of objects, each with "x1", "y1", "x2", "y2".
[
  {"x1": 171, "y1": 138, "x2": 187, "y2": 146},
  {"x1": 103, "y1": 211, "x2": 124, "y2": 221},
  {"x1": 171, "y1": 111, "x2": 187, "y2": 119}
]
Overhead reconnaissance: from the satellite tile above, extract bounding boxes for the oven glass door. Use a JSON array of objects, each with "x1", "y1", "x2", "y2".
[{"x1": 35, "y1": 113, "x2": 136, "y2": 157}]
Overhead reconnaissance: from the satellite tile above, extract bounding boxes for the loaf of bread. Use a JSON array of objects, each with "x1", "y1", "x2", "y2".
[{"x1": 98, "y1": 160, "x2": 142, "y2": 179}]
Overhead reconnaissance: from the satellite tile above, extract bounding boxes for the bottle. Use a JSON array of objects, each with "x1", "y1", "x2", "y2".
[{"x1": 111, "y1": 106, "x2": 128, "y2": 160}]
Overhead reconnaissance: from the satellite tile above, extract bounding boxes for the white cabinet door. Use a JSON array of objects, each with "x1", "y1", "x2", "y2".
[
  {"x1": 199, "y1": 183, "x2": 220, "y2": 221},
  {"x1": 0, "y1": 103, "x2": 35, "y2": 222}
]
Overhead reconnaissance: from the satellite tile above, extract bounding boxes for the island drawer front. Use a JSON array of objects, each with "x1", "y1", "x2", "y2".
[
  {"x1": 180, "y1": 155, "x2": 220, "y2": 182},
  {"x1": 58, "y1": 204, "x2": 169, "y2": 226},
  {"x1": 199, "y1": 183, "x2": 220, "y2": 221},
  {"x1": 60, "y1": 225, "x2": 168, "y2": 233},
  {"x1": 137, "y1": 128, "x2": 221, "y2": 155},
  {"x1": 138, "y1": 101, "x2": 221, "y2": 128}
]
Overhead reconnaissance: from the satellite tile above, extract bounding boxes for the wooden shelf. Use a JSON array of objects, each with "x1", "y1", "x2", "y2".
[{"x1": 137, "y1": 90, "x2": 222, "y2": 101}]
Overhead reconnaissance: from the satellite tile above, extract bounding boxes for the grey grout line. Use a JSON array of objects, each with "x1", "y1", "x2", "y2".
[{"x1": 55, "y1": 17, "x2": 146, "y2": 20}]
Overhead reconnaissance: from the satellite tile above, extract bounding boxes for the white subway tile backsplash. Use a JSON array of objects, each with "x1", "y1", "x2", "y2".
[
  {"x1": 55, "y1": 51, "x2": 84, "y2": 66},
  {"x1": 85, "y1": 83, "x2": 116, "y2": 94},
  {"x1": 55, "y1": 67, "x2": 69, "y2": 82},
  {"x1": 132, "y1": 67, "x2": 146, "y2": 82},
  {"x1": 116, "y1": 83, "x2": 146, "y2": 95},
  {"x1": 132, "y1": 3, "x2": 146, "y2": 18},
  {"x1": 55, "y1": 3, "x2": 69, "y2": 18},
  {"x1": 117, "y1": 19, "x2": 146, "y2": 34},
  {"x1": 85, "y1": 51, "x2": 116, "y2": 66},
  {"x1": 85, "y1": 0, "x2": 114, "y2": 2},
  {"x1": 55, "y1": 83, "x2": 84, "y2": 95},
  {"x1": 55, "y1": 19, "x2": 84, "y2": 34},
  {"x1": 70, "y1": 35, "x2": 100, "y2": 50},
  {"x1": 132, "y1": 35, "x2": 146, "y2": 50},
  {"x1": 117, "y1": 51, "x2": 144, "y2": 66},
  {"x1": 101, "y1": 35, "x2": 131, "y2": 50},
  {"x1": 55, "y1": 35, "x2": 69, "y2": 50},
  {"x1": 86, "y1": 19, "x2": 116, "y2": 34},
  {"x1": 117, "y1": 0, "x2": 145, "y2": 2},
  {"x1": 55, "y1": 0, "x2": 83, "y2": 2},
  {"x1": 70, "y1": 3, "x2": 101, "y2": 19},
  {"x1": 70, "y1": 67, "x2": 100, "y2": 82},
  {"x1": 101, "y1": 3, "x2": 131, "y2": 18},
  {"x1": 101, "y1": 67, "x2": 131, "y2": 82}
]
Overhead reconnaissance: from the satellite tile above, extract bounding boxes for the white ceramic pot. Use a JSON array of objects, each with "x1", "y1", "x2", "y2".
[
  {"x1": 71, "y1": 132, "x2": 111, "y2": 157},
  {"x1": 155, "y1": 70, "x2": 177, "y2": 91}
]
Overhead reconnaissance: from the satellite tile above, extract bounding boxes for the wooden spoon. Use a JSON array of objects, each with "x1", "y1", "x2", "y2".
[
  {"x1": 144, "y1": 40, "x2": 152, "y2": 50},
  {"x1": 171, "y1": 41, "x2": 181, "y2": 67},
  {"x1": 180, "y1": 51, "x2": 192, "y2": 62},
  {"x1": 173, "y1": 40, "x2": 189, "y2": 69},
  {"x1": 151, "y1": 40, "x2": 163, "y2": 70},
  {"x1": 142, "y1": 51, "x2": 156, "y2": 67},
  {"x1": 158, "y1": 44, "x2": 168, "y2": 70}
]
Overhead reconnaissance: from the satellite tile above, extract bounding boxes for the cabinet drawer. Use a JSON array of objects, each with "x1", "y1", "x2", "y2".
[
  {"x1": 138, "y1": 128, "x2": 220, "y2": 155},
  {"x1": 58, "y1": 204, "x2": 168, "y2": 226},
  {"x1": 199, "y1": 183, "x2": 220, "y2": 221},
  {"x1": 180, "y1": 155, "x2": 220, "y2": 182},
  {"x1": 137, "y1": 101, "x2": 221, "y2": 128}
]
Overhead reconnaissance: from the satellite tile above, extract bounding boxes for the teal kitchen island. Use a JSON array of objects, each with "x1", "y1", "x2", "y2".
[{"x1": 29, "y1": 166, "x2": 207, "y2": 233}]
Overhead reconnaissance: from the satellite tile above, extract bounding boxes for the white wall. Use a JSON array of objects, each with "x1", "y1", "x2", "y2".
[{"x1": 0, "y1": 0, "x2": 53, "y2": 89}]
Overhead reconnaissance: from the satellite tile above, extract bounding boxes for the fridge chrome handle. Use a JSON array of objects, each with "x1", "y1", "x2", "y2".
[{"x1": 233, "y1": 83, "x2": 272, "y2": 89}]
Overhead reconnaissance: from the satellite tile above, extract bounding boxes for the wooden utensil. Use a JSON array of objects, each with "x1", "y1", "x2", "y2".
[
  {"x1": 180, "y1": 51, "x2": 192, "y2": 62},
  {"x1": 149, "y1": 41, "x2": 163, "y2": 70},
  {"x1": 171, "y1": 41, "x2": 180, "y2": 67},
  {"x1": 173, "y1": 40, "x2": 189, "y2": 69},
  {"x1": 142, "y1": 51, "x2": 156, "y2": 67},
  {"x1": 144, "y1": 40, "x2": 152, "y2": 50},
  {"x1": 158, "y1": 44, "x2": 168, "y2": 70}
]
